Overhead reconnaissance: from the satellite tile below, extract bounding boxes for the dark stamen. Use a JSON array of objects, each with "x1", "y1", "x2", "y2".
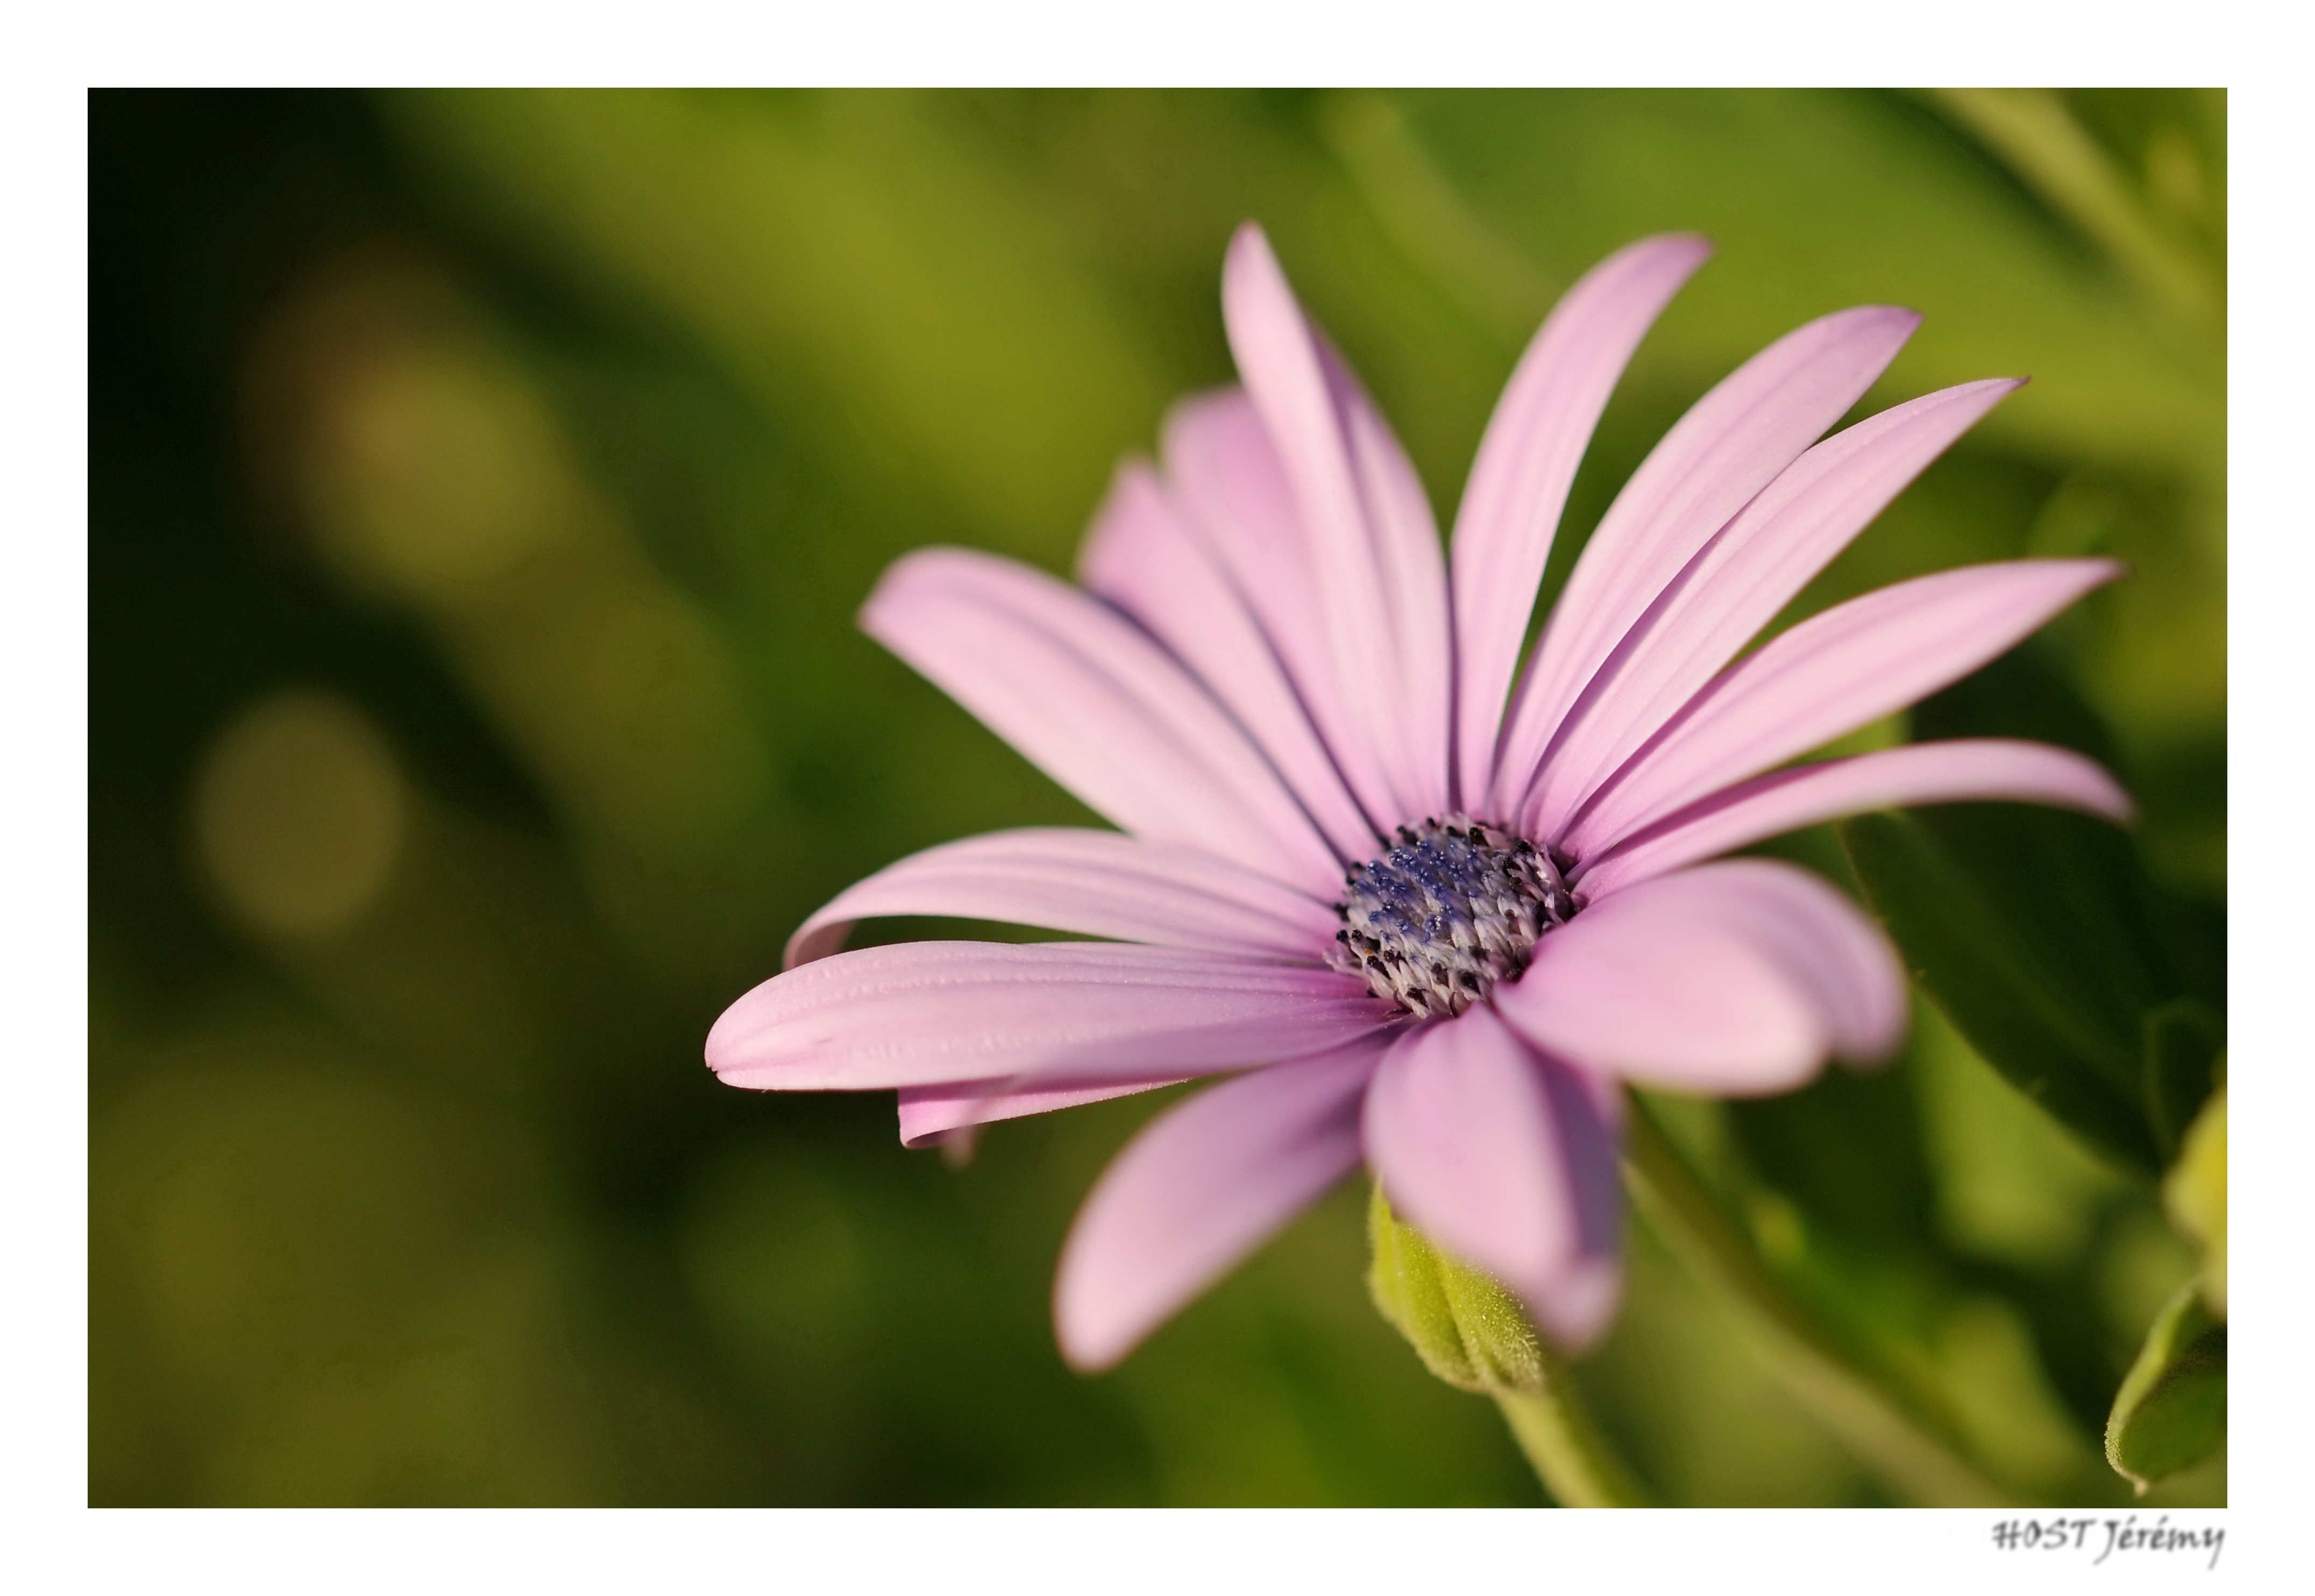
[{"x1": 1326, "y1": 814, "x2": 1576, "y2": 1018}]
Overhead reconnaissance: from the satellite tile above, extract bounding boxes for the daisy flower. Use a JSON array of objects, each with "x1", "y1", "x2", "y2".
[{"x1": 706, "y1": 224, "x2": 2129, "y2": 1371}]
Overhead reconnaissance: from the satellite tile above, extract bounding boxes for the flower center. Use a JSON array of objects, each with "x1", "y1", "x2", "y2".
[{"x1": 1328, "y1": 815, "x2": 1575, "y2": 1018}]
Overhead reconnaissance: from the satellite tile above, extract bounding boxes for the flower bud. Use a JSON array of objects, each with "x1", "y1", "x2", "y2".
[{"x1": 1366, "y1": 1184, "x2": 1545, "y2": 1396}]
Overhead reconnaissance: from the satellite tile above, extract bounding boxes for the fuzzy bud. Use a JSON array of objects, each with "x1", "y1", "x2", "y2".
[{"x1": 1366, "y1": 1184, "x2": 1546, "y2": 1395}]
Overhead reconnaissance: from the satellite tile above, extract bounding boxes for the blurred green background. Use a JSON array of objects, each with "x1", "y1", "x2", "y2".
[{"x1": 89, "y1": 88, "x2": 2224, "y2": 1506}]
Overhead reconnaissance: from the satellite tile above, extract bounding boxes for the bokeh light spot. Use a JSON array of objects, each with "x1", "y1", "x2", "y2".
[{"x1": 194, "y1": 689, "x2": 408, "y2": 937}]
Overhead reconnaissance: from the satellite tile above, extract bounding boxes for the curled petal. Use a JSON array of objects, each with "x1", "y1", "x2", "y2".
[
  {"x1": 708, "y1": 941, "x2": 1393, "y2": 1092},
  {"x1": 1493, "y1": 304, "x2": 1922, "y2": 821},
  {"x1": 1451, "y1": 232, "x2": 1713, "y2": 808},
  {"x1": 1561, "y1": 558, "x2": 2121, "y2": 856},
  {"x1": 1497, "y1": 860, "x2": 1904, "y2": 1093},
  {"x1": 1574, "y1": 738, "x2": 2134, "y2": 897},
  {"x1": 863, "y1": 545, "x2": 1340, "y2": 892},
  {"x1": 786, "y1": 827, "x2": 1339, "y2": 968},
  {"x1": 1054, "y1": 1038, "x2": 1387, "y2": 1370},
  {"x1": 1362, "y1": 1007, "x2": 1624, "y2": 1349}
]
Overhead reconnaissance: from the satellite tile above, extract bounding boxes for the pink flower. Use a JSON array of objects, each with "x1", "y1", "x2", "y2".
[{"x1": 707, "y1": 224, "x2": 2130, "y2": 1371}]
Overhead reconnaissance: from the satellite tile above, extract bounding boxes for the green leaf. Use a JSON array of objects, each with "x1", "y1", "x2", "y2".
[
  {"x1": 1840, "y1": 808, "x2": 2161, "y2": 1175},
  {"x1": 1908, "y1": 646, "x2": 2223, "y2": 1014},
  {"x1": 1726, "y1": 1055, "x2": 1938, "y2": 1257},
  {"x1": 2105, "y1": 1281, "x2": 2225, "y2": 1491},
  {"x1": 1840, "y1": 647, "x2": 2222, "y2": 1177}
]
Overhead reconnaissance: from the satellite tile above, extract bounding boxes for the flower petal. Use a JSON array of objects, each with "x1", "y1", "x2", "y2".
[
  {"x1": 897, "y1": 1077, "x2": 1187, "y2": 1149},
  {"x1": 1574, "y1": 738, "x2": 2134, "y2": 898},
  {"x1": 1560, "y1": 558, "x2": 2120, "y2": 856},
  {"x1": 1053, "y1": 1039, "x2": 1386, "y2": 1370},
  {"x1": 1223, "y1": 224, "x2": 1450, "y2": 823},
  {"x1": 785, "y1": 827, "x2": 1340, "y2": 968},
  {"x1": 1162, "y1": 390, "x2": 1376, "y2": 808},
  {"x1": 1362, "y1": 1007, "x2": 1624, "y2": 1349},
  {"x1": 708, "y1": 941, "x2": 1393, "y2": 1092},
  {"x1": 1525, "y1": 379, "x2": 2023, "y2": 835},
  {"x1": 862, "y1": 545, "x2": 1341, "y2": 893},
  {"x1": 1497, "y1": 860, "x2": 1903, "y2": 1093},
  {"x1": 1491, "y1": 304, "x2": 1922, "y2": 822},
  {"x1": 1330, "y1": 340, "x2": 1454, "y2": 815},
  {"x1": 1450, "y1": 233, "x2": 1713, "y2": 808},
  {"x1": 1077, "y1": 463, "x2": 1379, "y2": 861}
]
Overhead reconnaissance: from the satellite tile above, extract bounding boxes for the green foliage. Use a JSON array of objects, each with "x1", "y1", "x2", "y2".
[
  {"x1": 1727, "y1": 1057, "x2": 1938, "y2": 1258},
  {"x1": 2105, "y1": 1282, "x2": 2226, "y2": 1491},
  {"x1": 1841, "y1": 648, "x2": 2220, "y2": 1178},
  {"x1": 1842, "y1": 809, "x2": 2160, "y2": 1175}
]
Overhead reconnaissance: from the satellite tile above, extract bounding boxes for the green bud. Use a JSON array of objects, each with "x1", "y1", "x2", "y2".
[
  {"x1": 1368, "y1": 1185, "x2": 1656, "y2": 1506},
  {"x1": 1366, "y1": 1184, "x2": 1545, "y2": 1396},
  {"x1": 2162, "y1": 1081, "x2": 2226, "y2": 1317}
]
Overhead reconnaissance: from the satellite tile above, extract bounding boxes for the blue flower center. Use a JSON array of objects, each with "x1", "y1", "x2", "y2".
[{"x1": 1328, "y1": 816, "x2": 1576, "y2": 1018}]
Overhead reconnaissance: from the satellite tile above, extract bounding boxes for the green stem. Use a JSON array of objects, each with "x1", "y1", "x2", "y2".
[
  {"x1": 1620, "y1": 1096, "x2": 2012, "y2": 1507},
  {"x1": 1492, "y1": 1348, "x2": 1654, "y2": 1507}
]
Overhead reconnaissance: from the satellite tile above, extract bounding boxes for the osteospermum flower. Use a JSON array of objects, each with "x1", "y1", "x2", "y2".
[{"x1": 707, "y1": 224, "x2": 2129, "y2": 1370}]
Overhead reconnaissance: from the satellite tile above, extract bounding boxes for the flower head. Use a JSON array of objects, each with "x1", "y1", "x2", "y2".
[{"x1": 707, "y1": 224, "x2": 2129, "y2": 1370}]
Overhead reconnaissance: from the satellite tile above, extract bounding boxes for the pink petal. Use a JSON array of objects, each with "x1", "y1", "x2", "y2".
[
  {"x1": 1163, "y1": 390, "x2": 1391, "y2": 823},
  {"x1": 1497, "y1": 860, "x2": 1904, "y2": 1093},
  {"x1": 1525, "y1": 379, "x2": 2023, "y2": 835},
  {"x1": 1053, "y1": 1038, "x2": 1387, "y2": 1370},
  {"x1": 1223, "y1": 224, "x2": 1451, "y2": 824},
  {"x1": 1574, "y1": 738, "x2": 2134, "y2": 898},
  {"x1": 1560, "y1": 558, "x2": 2120, "y2": 857},
  {"x1": 1362, "y1": 1007, "x2": 1624, "y2": 1349},
  {"x1": 708, "y1": 941, "x2": 1393, "y2": 1092},
  {"x1": 862, "y1": 545, "x2": 1341, "y2": 893},
  {"x1": 898, "y1": 1077, "x2": 1187, "y2": 1149},
  {"x1": 1327, "y1": 338, "x2": 1454, "y2": 815},
  {"x1": 785, "y1": 826, "x2": 1339, "y2": 969},
  {"x1": 1490, "y1": 304, "x2": 1922, "y2": 823},
  {"x1": 1076, "y1": 464, "x2": 1379, "y2": 862},
  {"x1": 1450, "y1": 233, "x2": 1713, "y2": 808}
]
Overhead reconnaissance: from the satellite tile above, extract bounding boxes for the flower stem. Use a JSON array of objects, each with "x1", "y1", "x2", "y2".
[
  {"x1": 1618, "y1": 1095, "x2": 2012, "y2": 1507},
  {"x1": 1492, "y1": 1353, "x2": 1655, "y2": 1507}
]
